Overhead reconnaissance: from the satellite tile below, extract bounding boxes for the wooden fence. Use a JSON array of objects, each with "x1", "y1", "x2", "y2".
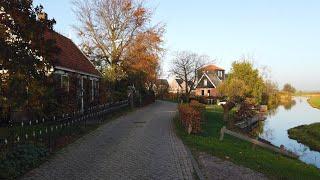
[{"x1": 219, "y1": 126, "x2": 298, "y2": 159}]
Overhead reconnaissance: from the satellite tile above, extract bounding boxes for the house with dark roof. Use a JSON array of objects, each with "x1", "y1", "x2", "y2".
[
  {"x1": 167, "y1": 77, "x2": 192, "y2": 94},
  {"x1": 194, "y1": 64, "x2": 225, "y2": 97},
  {"x1": 44, "y1": 30, "x2": 102, "y2": 112}
]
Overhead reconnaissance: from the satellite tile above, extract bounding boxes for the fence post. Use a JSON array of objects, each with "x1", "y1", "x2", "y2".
[
  {"x1": 220, "y1": 126, "x2": 226, "y2": 141},
  {"x1": 9, "y1": 119, "x2": 14, "y2": 150}
]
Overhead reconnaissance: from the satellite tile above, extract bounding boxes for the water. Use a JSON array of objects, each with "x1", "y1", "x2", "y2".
[{"x1": 259, "y1": 97, "x2": 320, "y2": 168}]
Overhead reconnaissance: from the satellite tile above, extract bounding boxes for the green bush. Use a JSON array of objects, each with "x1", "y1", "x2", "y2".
[{"x1": 0, "y1": 144, "x2": 49, "y2": 179}]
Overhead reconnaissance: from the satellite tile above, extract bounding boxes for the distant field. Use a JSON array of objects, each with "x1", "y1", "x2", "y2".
[{"x1": 308, "y1": 95, "x2": 320, "y2": 109}]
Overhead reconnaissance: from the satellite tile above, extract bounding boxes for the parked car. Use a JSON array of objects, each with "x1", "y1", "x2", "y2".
[{"x1": 217, "y1": 101, "x2": 227, "y2": 106}]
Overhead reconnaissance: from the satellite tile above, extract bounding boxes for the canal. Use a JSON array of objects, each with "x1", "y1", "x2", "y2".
[{"x1": 259, "y1": 97, "x2": 320, "y2": 168}]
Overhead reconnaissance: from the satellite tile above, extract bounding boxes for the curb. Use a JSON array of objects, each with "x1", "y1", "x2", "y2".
[{"x1": 184, "y1": 146, "x2": 206, "y2": 180}]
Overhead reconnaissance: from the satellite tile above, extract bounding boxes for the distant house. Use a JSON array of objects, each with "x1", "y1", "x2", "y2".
[
  {"x1": 167, "y1": 77, "x2": 192, "y2": 94},
  {"x1": 44, "y1": 30, "x2": 102, "y2": 112},
  {"x1": 194, "y1": 64, "x2": 225, "y2": 97}
]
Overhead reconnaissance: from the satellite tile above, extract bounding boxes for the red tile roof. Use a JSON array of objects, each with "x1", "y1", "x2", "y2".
[
  {"x1": 44, "y1": 31, "x2": 101, "y2": 77},
  {"x1": 199, "y1": 64, "x2": 224, "y2": 71}
]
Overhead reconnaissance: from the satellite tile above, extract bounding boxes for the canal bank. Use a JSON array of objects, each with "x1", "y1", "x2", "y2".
[
  {"x1": 175, "y1": 105, "x2": 320, "y2": 179},
  {"x1": 259, "y1": 97, "x2": 320, "y2": 168}
]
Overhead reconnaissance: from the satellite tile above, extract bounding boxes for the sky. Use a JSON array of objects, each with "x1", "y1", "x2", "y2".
[{"x1": 34, "y1": 0, "x2": 320, "y2": 91}]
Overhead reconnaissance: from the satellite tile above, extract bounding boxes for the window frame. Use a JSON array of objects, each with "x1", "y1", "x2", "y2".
[{"x1": 61, "y1": 74, "x2": 69, "y2": 92}]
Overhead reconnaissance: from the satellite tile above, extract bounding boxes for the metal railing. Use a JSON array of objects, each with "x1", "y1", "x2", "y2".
[{"x1": 0, "y1": 100, "x2": 129, "y2": 154}]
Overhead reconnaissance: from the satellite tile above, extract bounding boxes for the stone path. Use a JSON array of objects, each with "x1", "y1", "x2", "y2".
[
  {"x1": 22, "y1": 101, "x2": 195, "y2": 180},
  {"x1": 197, "y1": 152, "x2": 268, "y2": 180}
]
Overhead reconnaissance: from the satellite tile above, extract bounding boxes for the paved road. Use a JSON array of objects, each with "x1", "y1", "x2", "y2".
[{"x1": 23, "y1": 101, "x2": 195, "y2": 180}]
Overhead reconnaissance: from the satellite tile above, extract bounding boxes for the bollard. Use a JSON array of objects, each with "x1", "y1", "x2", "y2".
[{"x1": 219, "y1": 126, "x2": 226, "y2": 141}]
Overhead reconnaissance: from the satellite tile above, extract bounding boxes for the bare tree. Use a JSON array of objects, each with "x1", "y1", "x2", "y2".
[
  {"x1": 170, "y1": 51, "x2": 213, "y2": 102},
  {"x1": 73, "y1": 0, "x2": 152, "y2": 78}
]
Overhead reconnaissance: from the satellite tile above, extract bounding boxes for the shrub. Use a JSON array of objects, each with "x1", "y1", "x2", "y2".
[
  {"x1": 178, "y1": 104, "x2": 201, "y2": 134},
  {"x1": 194, "y1": 96, "x2": 217, "y2": 105},
  {"x1": 141, "y1": 91, "x2": 155, "y2": 106},
  {"x1": 0, "y1": 144, "x2": 49, "y2": 179},
  {"x1": 190, "y1": 101, "x2": 206, "y2": 114}
]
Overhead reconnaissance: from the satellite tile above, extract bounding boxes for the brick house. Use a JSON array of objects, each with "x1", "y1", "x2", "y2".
[
  {"x1": 194, "y1": 64, "x2": 225, "y2": 97},
  {"x1": 44, "y1": 30, "x2": 102, "y2": 112}
]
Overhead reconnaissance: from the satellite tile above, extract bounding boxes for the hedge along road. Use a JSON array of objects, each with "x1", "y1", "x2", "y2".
[{"x1": 22, "y1": 101, "x2": 195, "y2": 180}]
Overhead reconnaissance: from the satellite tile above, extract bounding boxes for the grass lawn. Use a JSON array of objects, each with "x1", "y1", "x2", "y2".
[
  {"x1": 175, "y1": 105, "x2": 320, "y2": 179},
  {"x1": 288, "y1": 123, "x2": 320, "y2": 152},
  {"x1": 308, "y1": 96, "x2": 320, "y2": 109}
]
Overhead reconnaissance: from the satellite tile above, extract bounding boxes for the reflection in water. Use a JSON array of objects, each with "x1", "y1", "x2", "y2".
[
  {"x1": 258, "y1": 97, "x2": 320, "y2": 168},
  {"x1": 262, "y1": 128, "x2": 274, "y2": 141},
  {"x1": 250, "y1": 121, "x2": 265, "y2": 137},
  {"x1": 282, "y1": 99, "x2": 296, "y2": 110},
  {"x1": 267, "y1": 107, "x2": 278, "y2": 117}
]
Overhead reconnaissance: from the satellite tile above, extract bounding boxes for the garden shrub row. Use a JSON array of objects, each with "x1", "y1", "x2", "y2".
[
  {"x1": 178, "y1": 101, "x2": 205, "y2": 134},
  {"x1": 0, "y1": 144, "x2": 48, "y2": 179}
]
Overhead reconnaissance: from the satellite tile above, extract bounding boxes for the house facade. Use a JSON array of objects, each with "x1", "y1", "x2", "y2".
[
  {"x1": 167, "y1": 77, "x2": 190, "y2": 94},
  {"x1": 194, "y1": 64, "x2": 225, "y2": 97},
  {"x1": 44, "y1": 30, "x2": 102, "y2": 112}
]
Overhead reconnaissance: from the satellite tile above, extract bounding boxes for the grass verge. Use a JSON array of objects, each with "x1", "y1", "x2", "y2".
[
  {"x1": 175, "y1": 105, "x2": 320, "y2": 179},
  {"x1": 288, "y1": 123, "x2": 320, "y2": 152},
  {"x1": 308, "y1": 96, "x2": 320, "y2": 109}
]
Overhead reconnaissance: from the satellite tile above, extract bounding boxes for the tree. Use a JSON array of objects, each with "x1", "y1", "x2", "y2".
[
  {"x1": 261, "y1": 80, "x2": 280, "y2": 108},
  {"x1": 170, "y1": 51, "x2": 212, "y2": 102},
  {"x1": 282, "y1": 83, "x2": 296, "y2": 94},
  {"x1": 0, "y1": 0, "x2": 58, "y2": 117},
  {"x1": 218, "y1": 61, "x2": 265, "y2": 121},
  {"x1": 123, "y1": 27, "x2": 165, "y2": 91},
  {"x1": 73, "y1": 0, "x2": 153, "y2": 82}
]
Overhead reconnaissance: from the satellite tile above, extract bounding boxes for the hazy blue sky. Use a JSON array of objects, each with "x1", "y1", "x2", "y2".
[{"x1": 34, "y1": 0, "x2": 320, "y2": 91}]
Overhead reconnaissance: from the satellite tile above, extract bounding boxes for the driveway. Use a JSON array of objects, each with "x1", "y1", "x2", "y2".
[{"x1": 22, "y1": 101, "x2": 195, "y2": 180}]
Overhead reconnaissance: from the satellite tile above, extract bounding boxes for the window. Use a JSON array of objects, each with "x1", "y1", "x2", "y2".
[
  {"x1": 204, "y1": 79, "x2": 207, "y2": 87},
  {"x1": 61, "y1": 75, "x2": 69, "y2": 92},
  {"x1": 201, "y1": 90, "x2": 205, "y2": 96},
  {"x1": 218, "y1": 71, "x2": 223, "y2": 77},
  {"x1": 96, "y1": 81, "x2": 99, "y2": 98},
  {"x1": 77, "y1": 77, "x2": 82, "y2": 97},
  {"x1": 208, "y1": 90, "x2": 211, "y2": 96},
  {"x1": 90, "y1": 80, "x2": 99, "y2": 101}
]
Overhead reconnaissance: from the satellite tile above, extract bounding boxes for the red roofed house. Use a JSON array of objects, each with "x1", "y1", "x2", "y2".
[
  {"x1": 194, "y1": 64, "x2": 225, "y2": 97},
  {"x1": 44, "y1": 30, "x2": 102, "y2": 112}
]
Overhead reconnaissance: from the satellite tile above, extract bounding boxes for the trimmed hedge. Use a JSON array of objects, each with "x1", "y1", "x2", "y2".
[{"x1": 178, "y1": 101, "x2": 205, "y2": 134}]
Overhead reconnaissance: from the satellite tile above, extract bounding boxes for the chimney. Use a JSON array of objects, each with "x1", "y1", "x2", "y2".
[{"x1": 38, "y1": 12, "x2": 48, "y2": 21}]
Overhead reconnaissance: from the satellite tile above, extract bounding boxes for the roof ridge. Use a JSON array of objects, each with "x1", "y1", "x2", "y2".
[{"x1": 198, "y1": 64, "x2": 224, "y2": 71}]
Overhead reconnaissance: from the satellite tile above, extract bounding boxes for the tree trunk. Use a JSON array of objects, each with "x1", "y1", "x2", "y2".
[
  {"x1": 184, "y1": 73, "x2": 189, "y2": 103},
  {"x1": 222, "y1": 102, "x2": 235, "y2": 122},
  {"x1": 223, "y1": 107, "x2": 229, "y2": 121}
]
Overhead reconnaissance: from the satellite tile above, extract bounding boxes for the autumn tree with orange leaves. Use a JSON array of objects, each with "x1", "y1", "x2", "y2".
[
  {"x1": 124, "y1": 27, "x2": 164, "y2": 91},
  {"x1": 73, "y1": 0, "x2": 164, "y2": 93}
]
